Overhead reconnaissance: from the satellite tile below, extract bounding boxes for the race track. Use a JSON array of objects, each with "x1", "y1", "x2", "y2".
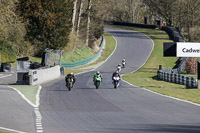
[{"x1": 40, "y1": 28, "x2": 200, "y2": 133}]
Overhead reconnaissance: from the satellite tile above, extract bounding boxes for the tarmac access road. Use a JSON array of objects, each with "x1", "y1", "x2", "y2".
[{"x1": 39, "y1": 27, "x2": 200, "y2": 133}]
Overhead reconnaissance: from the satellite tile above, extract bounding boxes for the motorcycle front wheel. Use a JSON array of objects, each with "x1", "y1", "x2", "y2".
[
  {"x1": 114, "y1": 81, "x2": 117, "y2": 89},
  {"x1": 95, "y1": 82, "x2": 100, "y2": 89}
]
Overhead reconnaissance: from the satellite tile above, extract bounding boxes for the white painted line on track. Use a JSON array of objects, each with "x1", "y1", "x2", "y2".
[
  {"x1": 7, "y1": 85, "x2": 44, "y2": 132},
  {"x1": 0, "y1": 127, "x2": 26, "y2": 133},
  {"x1": 37, "y1": 127, "x2": 43, "y2": 130},
  {"x1": 0, "y1": 74, "x2": 12, "y2": 78},
  {"x1": 36, "y1": 130, "x2": 43, "y2": 133},
  {"x1": 7, "y1": 86, "x2": 36, "y2": 107},
  {"x1": 7, "y1": 85, "x2": 42, "y2": 107},
  {"x1": 35, "y1": 97, "x2": 43, "y2": 132},
  {"x1": 36, "y1": 124, "x2": 42, "y2": 127},
  {"x1": 36, "y1": 86, "x2": 42, "y2": 107},
  {"x1": 123, "y1": 78, "x2": 200, "y2": 107}
]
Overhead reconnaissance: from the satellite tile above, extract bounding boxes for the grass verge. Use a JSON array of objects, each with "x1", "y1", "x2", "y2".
[
  {"x1": 107, "y1": 25, "x2": 200, "y2": 104},
  {"x1": 77, "y1": 32, "x2": 116, "y2": 69},
  {"x1": 9, "y1": 85, "x2": 40, "y2": 106},
  {"x1": 62, "y1": 45, "x2": 93, "y2": 63}
]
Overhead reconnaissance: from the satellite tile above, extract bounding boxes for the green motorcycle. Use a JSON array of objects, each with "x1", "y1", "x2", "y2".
[{"x1": 94, "y1": 75, "x2": 102, "y2": 89}]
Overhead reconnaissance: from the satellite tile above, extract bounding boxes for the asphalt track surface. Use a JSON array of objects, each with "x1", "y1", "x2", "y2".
[
  {"x1": 0, "y1": 67, "x2": 35, "y2": 133},
  {"x1": 39, "y1": 27, "x2": 200, "y2": 133},
  {"x1": 0, "y1": 85, "x2": 35, "y2": 133},
  {"x1": 0, "y1": 68, "x2": 16, "y2": 85}
]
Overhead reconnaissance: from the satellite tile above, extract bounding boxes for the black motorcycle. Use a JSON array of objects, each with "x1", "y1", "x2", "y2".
[
  {"x1": 66, "y1": 78, "x2": 74, "y2": 91},
  {"x1": 122, "y1": 62, "x2": 126, "y2": 68}
]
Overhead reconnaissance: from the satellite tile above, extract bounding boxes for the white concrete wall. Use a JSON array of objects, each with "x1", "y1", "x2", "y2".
[{"x1": 29, "y1": 65, "x2": 61, "y2": 85}]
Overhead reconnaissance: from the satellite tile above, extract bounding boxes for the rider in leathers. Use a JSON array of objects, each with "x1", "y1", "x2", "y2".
[
  {"x1": 112, "y1": 71, "x2": 121, "y2": 82},
  {"x1": 93, "y1": 71, "x2": 103, "y2": 84},
  {"x1": 65, "y1": 72, "x2": 76, "y2": 87}
]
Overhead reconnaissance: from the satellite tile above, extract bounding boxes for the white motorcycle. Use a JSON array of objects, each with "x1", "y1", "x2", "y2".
[
  {"x1": 113, "y1": 76, "x2": 120, "y2": 88},
  {"x1": 122, "y1": 59, "x2": 126, "y2": 68},
  {"x1": 122, "y1": 61, "x2": 126, "y2": 68}
]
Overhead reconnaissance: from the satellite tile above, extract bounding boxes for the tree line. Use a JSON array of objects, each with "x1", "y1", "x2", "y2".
[
  {"x1": 0, "y1": 0, "x2": 105, "y2": 62},
  {"x1": 142, "y1": 0, "x2": 200, "y2": 42},
  {"x1": 1, "y1": 0, "x2": 200, "y2": 63},
  {"x1": 0, "y1": 0, "x2": 149, "y2": 62}
]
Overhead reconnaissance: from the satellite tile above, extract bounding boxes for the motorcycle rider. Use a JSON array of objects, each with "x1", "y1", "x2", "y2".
[
  {"x1": 122, "y1": 59, "x2": 126, "y2": 68},
  {"x1": 93, "y1": 71, "x2": 103, "y2": 84},
  {"x1": 117, "y1": 64, "x2": 122, "y2": 72},
  {"x1": 65, "y1": 72, "x2": 76, "y2": 87},
  {"x1": 112, "y1": 70, "x2": 121, "y2": 83}
]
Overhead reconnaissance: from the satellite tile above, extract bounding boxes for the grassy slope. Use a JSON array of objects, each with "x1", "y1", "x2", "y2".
[
  {"x1": 11, "y1": 45, "x2": 92, "y2": 67},
  {"x1": 64, "y1": 32, "x2": 116, "y2": 74},
  {"x1": 109, "y1": 25, "x2": 200, "y2": 104},
  {"x1": 79, "y1": 32, "x2": 116, "y2": 68},
  {"x1": 96, "y1": 33, "x2": 116, "y2": 62},
  {"x1": 62, "y1": 45, "x2": 93, "y2": 63}
]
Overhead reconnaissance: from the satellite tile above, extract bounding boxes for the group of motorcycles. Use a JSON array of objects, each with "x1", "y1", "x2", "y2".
[
  {"x1": 94, "y1": 59, "x2": 126, "y2": 89},
  {"x1": 113, "y1": 59, "x2": 126, "y2": 89},
  {"x1": 66, "y1": 59, "x2": 126, "y2": 91}
]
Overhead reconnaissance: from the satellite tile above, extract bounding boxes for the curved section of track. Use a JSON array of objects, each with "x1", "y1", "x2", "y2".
[{"x1": 40, "y1": 28, "x2": 200, "y2": 133}]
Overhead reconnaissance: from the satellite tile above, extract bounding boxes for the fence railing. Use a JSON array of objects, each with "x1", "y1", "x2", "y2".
[
  {"x1": 61, "y1": 36, "x2": 104, "y2": 68},
  {"x1": 157, "y1": 69, "x2": 197, "y2": 88}
]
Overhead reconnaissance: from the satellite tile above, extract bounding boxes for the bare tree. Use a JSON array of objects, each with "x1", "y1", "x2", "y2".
[
  {"x1": 86, "y1": 0, "x2": 92, "y2": 46},
  {"x1": 77, "y1": 0, "x2": 84, "y2": 38},
  {"x1": 142, "y1": 0, "x2": 175, "y2": 26},
  {"x1": 72, "y1": 0, "x2": 78, "y2": 33}
]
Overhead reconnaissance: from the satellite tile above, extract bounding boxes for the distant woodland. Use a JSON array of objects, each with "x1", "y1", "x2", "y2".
[{"x1": 1, "y1": 0, "x2": 200, "y2": 62}]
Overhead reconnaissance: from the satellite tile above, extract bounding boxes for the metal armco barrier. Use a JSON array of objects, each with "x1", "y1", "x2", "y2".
[
  {"x1": 61, "y1": 36, "x2": 105, "y2": 68},
  {"x1": 157, "y1": 68, "x2": 197, "y2": 88}
]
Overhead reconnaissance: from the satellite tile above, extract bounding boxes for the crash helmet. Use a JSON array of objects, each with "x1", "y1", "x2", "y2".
[
  {"x1": 118, "y1": 64, "x2": 121, "y2": 66},
  {"x1": 96, "y1": 71, "x2": 100, "y2": 75},
  {"x1": 69, "y1": 72, "x2": 73, "y2": 75},
  {"x1": 122, "y1": 59, "x2": 125, "y2": 62}
]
